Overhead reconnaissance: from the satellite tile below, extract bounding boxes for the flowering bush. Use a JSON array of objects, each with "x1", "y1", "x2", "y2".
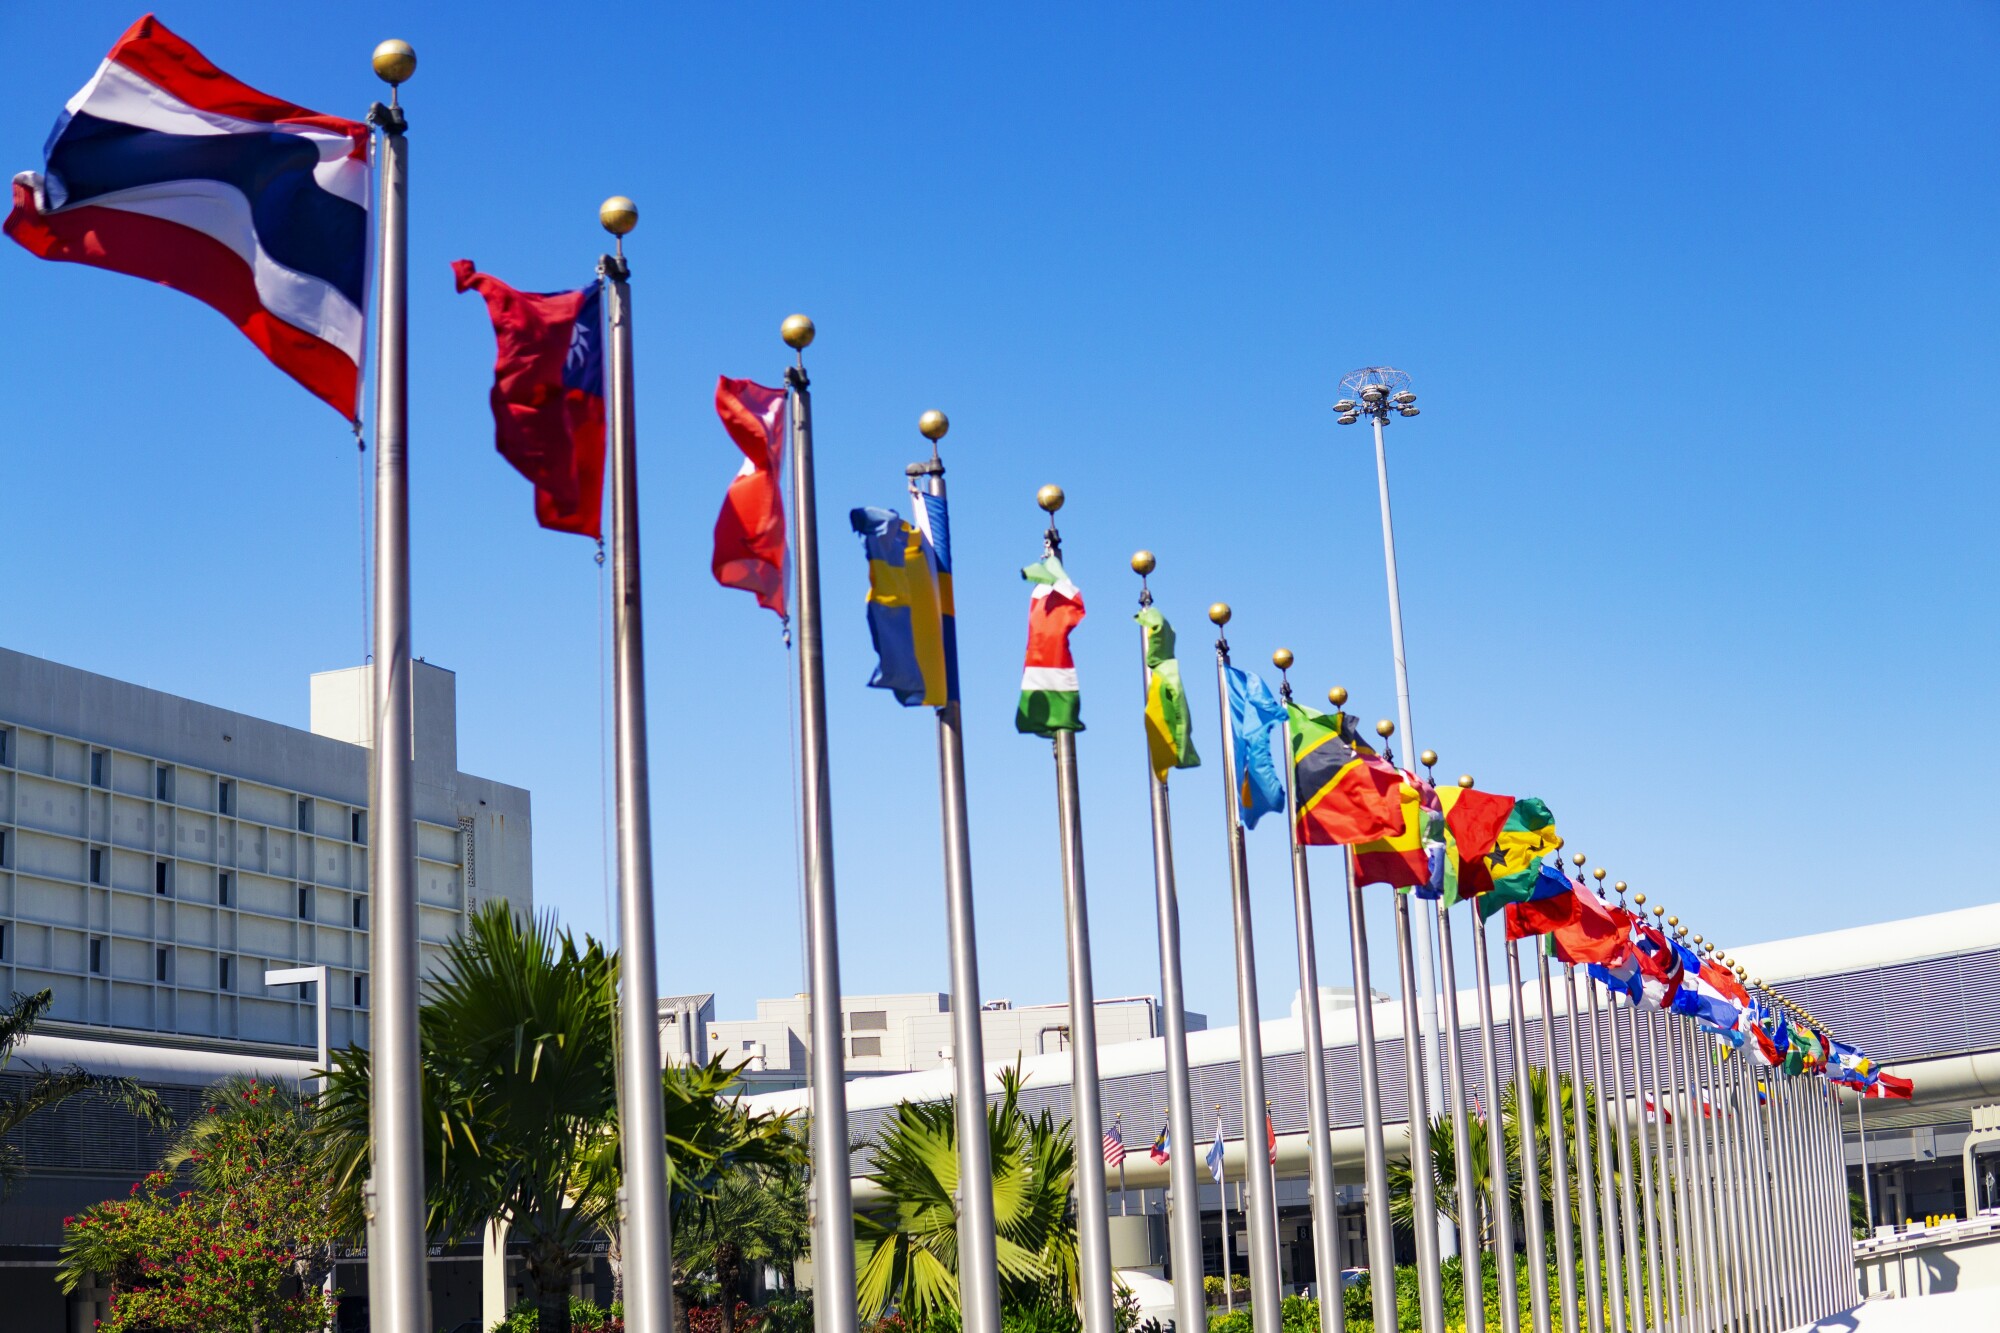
[
  {"x1": 57, "y1": 1079, "x2": 338, "y2": 1333},
  {"x1": 688, "y1": 1301, "x2": 766, "y2": 1333}
]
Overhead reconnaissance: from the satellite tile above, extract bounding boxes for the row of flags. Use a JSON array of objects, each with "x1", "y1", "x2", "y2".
[{"x1": 10, "y1": 20, "x2": 1913, "y2": 1155}]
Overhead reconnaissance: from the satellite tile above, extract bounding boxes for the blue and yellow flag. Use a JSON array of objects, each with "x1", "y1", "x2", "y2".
[{"x1": 850, "y1": 487, "x2": 957, "y2": 707}]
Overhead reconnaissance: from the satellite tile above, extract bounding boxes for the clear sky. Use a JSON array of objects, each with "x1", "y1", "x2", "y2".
[{"x1": 5, "y1": 3, "x2": 1996, "y2": 1034}]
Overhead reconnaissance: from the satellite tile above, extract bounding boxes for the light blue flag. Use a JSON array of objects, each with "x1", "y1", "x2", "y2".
[
  {"x1": 1206, "y1": 1116, "x2": 1226, "y2": 1184},
  {"x1": 1224, "y1": 665, "x2": 1286, "y2": 829}
]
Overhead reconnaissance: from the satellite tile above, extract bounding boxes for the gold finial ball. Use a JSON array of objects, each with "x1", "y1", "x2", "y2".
[
  {"x1": 1036, "y1": 484, "x2": 1064, "y2": 513},
  {"x1": 1615, "y1": 881, "x2": 1627, "y2": 894},
  {"x1": 1272, "y1": 648, "x2": 1294, "y2": 671},
  {"x1": 781, "y1": 314, "x2": 816, "y2": 350},
  {"x1": 1676, "y1": 926, "x2": 1689, "y2": 938},
  {"x1": 1208, "y1": 602, "x2": 1232, "y2": 626},
  {"x1": 1693, "y1": 932, "x2": 1704, "y2": 945},
  {"x1": 1571, "y1": 851, "x2": 1587, "y2": 866},
  {"x1": 1667, "y1": 914, "x2": 1679, "y2": 926},
  {"x1": 1632, "y1": 891, "x2": 1646, "y2": 904},
  {"x1": 1458, "y1": 774, "x2": 1475, "y2": 788},
  {"x1": 1374, "y1": 718, "x2": 1395, "y2": 738},
  {"x1": 1131, "y1": 550, "x2": 1156, "y2": 576},
  {"x1": 1593, "y1": 867, "x2": 1606, "y2": 881},
  {"x1": 920, "y1": 410, "x2": 951, "y2": 442},
  {"x1": 599, "y1": 196, "x2": 639, "y2": 237},
  {"x1": 1328, "y1": 686, "x2": 1349, "y2": 707},
  {"x1": 1650, "y1": 904, "x2": 1663, "y2": 916},
  {"x1": 372, "y1": 39, "x2": 417, "y2": 85},
  {"x1": 1419, "y1": 749, "x2": 1438, "y2": 768}
]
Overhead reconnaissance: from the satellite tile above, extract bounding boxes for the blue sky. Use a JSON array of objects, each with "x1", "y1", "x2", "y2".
[{"x1": 4, "y1": 3, "x2": 1996, "y2": 1032}]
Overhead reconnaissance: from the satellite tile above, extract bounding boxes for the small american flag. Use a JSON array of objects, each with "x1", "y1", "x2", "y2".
[{"x1": 1102, "y1": 1125, "x2": 1127, "y2": 1167}]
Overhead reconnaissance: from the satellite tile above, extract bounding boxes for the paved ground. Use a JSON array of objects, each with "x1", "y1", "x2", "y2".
[{"x1": 1792, "y1": 1289, "x2": 2000, "y2": 1331}]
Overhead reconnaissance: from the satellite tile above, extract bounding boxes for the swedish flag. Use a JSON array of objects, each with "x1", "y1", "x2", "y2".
[{"x1": 850, "y1": 490, "x2": 957, "y2": 707}]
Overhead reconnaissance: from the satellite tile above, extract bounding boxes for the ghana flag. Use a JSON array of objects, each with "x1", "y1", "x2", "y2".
[
  {"x1": 1438, "y1": 785, "x2": 1517, "y2": 906},
  {"x1": 1286, "y1": 703, "x2": 1404, "y2": 846},
  {"x1": 1475, "y1": 799, "x2": 1561, "y2": 920}
]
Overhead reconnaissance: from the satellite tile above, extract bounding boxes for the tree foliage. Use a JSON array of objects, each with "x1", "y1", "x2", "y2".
[{"x1": 56, "y1": 1078, "x2": 337, "y2": 1333}]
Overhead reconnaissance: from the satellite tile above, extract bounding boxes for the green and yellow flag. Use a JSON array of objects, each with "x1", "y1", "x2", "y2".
[
  {"x1": 1475, "y1": 798, "x2": 1561, "y2": 920},
  {"x1": 1136, "y1": 607, "x2": 1198, "y2": 780}
]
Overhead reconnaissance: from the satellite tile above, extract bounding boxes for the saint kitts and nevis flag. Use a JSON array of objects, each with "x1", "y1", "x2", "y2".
[
  {"x1": 6, "y1": 16, "x2": 370, "y2": 418},
  {"x1": 1284, "y1": 703, "x2": 1402, "y2": 847}
]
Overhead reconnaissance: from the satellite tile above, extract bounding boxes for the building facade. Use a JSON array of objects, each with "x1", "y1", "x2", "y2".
[
  {"x1": 0, "y1": 648, "x2": 532, "y2": 1051},
  {"x1": 0, "y1": 647, "x2": 534, "y2": 1333},
  {"x1": 707, "y1": 991, "x2": 1206, "y2": 1089}
]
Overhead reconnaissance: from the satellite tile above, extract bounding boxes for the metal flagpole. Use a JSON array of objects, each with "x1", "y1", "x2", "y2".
[
  {"x1": 1394, "y1": 876, "x2": 1447, "y2": 1333},
  {"x1": 1209, "y1": 606, "x2": 1282, "y2": 1333},
  {"x1": 1559, "y1": 952, "x2": 1607, "y2": 1333},
  {"x1": 1670, "y1": 1012, "x2": 1719, "y2": 1333},
  {"x1": 1643, "y1": 1003, "x2": 1685, "y2": 1333},
  {"x1": 916, "y1": 411, "x2": 1011, "y2": 1333},
  {"x1": 1426, "y1": 777, "x2": 1485, "y2": 1333},
  {"x1": 1034, "y1": 488, "x2": 1114, "y2": 1333},
  {"x1": 1534, "y1": 944, "x2": 1580, "y2": 1333},
  {"x1": 1620, "y1": 983, "x2": 1663, "y2": 1333},
  {"x1": 1735, "y1": 1036, "x2": 1778, "y2": 1333},
  {"x1": 597, "y1": 202, "x2": 677, "y2": 1333},
  {"x1": 1341, "y1": 753, "x2": 1404, "y2": 1333},
  {"x1": 362, "y1": 44, "x2": 427, "y2": 1333},
  {"x1": 782, "y1": 317, "x2": 860, "y2": 1333},
  {"x1": 1603, "y1": 887, "x2": 1647, "y2": 1333},
  {"x1": 1348, "y1": 375, "x2": 1451, "y2": 1260},
  {"x1": 1435, "y1": 902, "x2": 1486, "y2": 1333},
  {"x1": 1133, "y1": 556, "x2": 1207, "y2": 1333},
  {"x1": 1273, "y1": 655, "x2": 1345, "y2": 1333},
  {"x1": 1508, "y1": 938, "x2": 1554, "y2": 1333},
  {"x1": 1220, "y1": 1124, "x2": 1236, "y2": 1314},
  {"x1": 1697, "y1": 1032, "x2": 1742, "y2": 1332},
  {"x1": 1581, "y1": 963, "x2": 1630, "y2": 1333},
  {"x1": 1469, "y1": 893, "x2": 1523, "y2": 1333},
  {"x1": 1856, "y1": 1080, "x2": 1872, "y2": 1231},
  {"x1": 1766, "y1": 1070, "x2": 1798, "y2": 1327}
]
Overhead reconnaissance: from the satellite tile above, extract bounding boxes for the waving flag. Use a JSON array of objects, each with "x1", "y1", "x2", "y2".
[
  {"x1": 1266, "y1": 1113, "x2": 1278, "y2": 1165},
  {"x1": 1225, "y1": 666, "x2": 1286, "y2": 828},
  {"x1": 1751, "y1": 998, "x2": 1789, "y2": 1068},
  {"x1": 1206, "y1": 1117, "x2": 1226, "y2": 1184},
  {"x1": 851, "y1": 492, "x2": 956, "y2": 707},
  {"x1": 1500, "y1": 863, "x2": 1577, "y2": 938},
  {"x1": 454, "y1": 263, "x2": 606, "y2": 538},
  {"x1": 1148, "y1": 1122, "x2": 1171, "y2": 1165},
  {"x1": 1864, "y1": 1072, "x2": 1913, "y2": 1100},
  {"x1": 1136, "y1": 609, "x2": 1198, "y2": 775},
  {"x1": 1019, "y1": 556, "x2": 1084, "y2": 734},
  {"x1": 711, "y1": 377, "x2": 788, "y2": 617},
  {"x1": 6, "y1": 16, "x2": 370, "y2": 418},
  {"x1": 1437, "y1": 786, "x2": 1516, "y2": 905},
  {"x1": 1643, "y1": 1094, "x2": 1673, "y2": 1125},
  {"x1": 1590, "y1": 948, "x2": 1643, "y2": 1003},
  {"x1": 1633, "y1": 920, "x2": 1684, "y2": 1008},
  {"x1": 1475, "y1": 799, "x2": 1562, "y2": 920},
  {"x1": 1286, "y1": 703, "x2": 1404, "y2": 845},
  {"x1": 1102, "y1": 1125, "x2": 1127, "y2": 1167},
  {"x1": 1352, "y1": 770, "x2": 1441, "y2": 891}
]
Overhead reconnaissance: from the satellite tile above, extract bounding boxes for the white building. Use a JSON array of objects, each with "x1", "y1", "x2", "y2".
[
  {"x1": 706, "y1": 990, "x2": 1207, "y2": 1088},
  {"x1": 0, "y1": 647, "x2": 532, "y2": 1053}
]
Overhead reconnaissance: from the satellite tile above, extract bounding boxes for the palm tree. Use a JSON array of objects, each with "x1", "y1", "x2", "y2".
[
  {"x1": 854, "y1": 1066, "x2": 1078, "y2": 1327},
  {"x1": 1, "y1": 989, "x2": 170, "y2": 1195},
  {"x1": 676, "y1": 1164, "x2": 810, "y2": 1333}
]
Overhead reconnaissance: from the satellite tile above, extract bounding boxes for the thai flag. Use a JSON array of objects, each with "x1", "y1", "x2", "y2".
[{"x1": 5, "y1": 16, "x2": 370, "y2": 418}]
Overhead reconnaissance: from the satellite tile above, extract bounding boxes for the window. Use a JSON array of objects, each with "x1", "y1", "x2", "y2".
[
  {"x1": 89, "y1": 847, "x2": 106, "y2": 885},
  {"x1": 155, "y1": 766, "x2": 171, "y2": 802},
  {"x1": 155, "y1": 947, "x2": 169, "y2": 982},
  {"x1": 352, "y1": 897, "x2": 365, "y2": 929},
  {"x1": 0, "y1": 726, "x2": 11, "y2": 766},
  {"x1": 850, "y1": 1009, "x2": 888, "y2": 1032},
  {"x1": 0, "y1": 829, "x2": 8, "y2": 868},
  {"x1": 351, "y1": 811, "x2": 366, "y2": 844},
  {"x1": 353, "y1": 974, "x2": 365, "y2": 1007},
  {"x1": 0, "y1": 923, "x2": 8, "y2": 960},
  {"x1": 742, "y1": 1040, "x2": 756, "y2": 1051},
  {"x1": 218, "y1": 780, "x2": 233, "y2": 815},
  {"x1": 90, "y1": 938, "x2": 104, "y2": 974},
  {"x1": 155, "y1": 861, "x2": 170, "y2": 896},
  {"x1": 90, "y1": 749, "x2": 107, "y2": 788},
  {"x1": 297, "y1": 799, "x2": 312, "y2": 832},
  {"x1": 850, "y1": 1036, "x2": 883, "y2": 1058},
  {"x1": 298, "y1": 886, "x2": 313, "y2": 920},
  {"x1": 217, "y1": 872, "x2": 231, "y2": 906},
  {"x1": 218, "y1": 956, "x2": 231, "y2": 991}
]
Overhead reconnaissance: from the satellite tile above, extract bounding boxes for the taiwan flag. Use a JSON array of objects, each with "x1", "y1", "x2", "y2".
[{"x1": 454, "y1": 261, "x2": 606, "y2": 539}]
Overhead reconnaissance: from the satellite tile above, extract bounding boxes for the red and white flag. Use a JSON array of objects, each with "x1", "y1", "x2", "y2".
[
  {"x1": 712, "y1": 377, "x2": 788, "y2": 620},
  {"x1": 1644, "y1": 1094, "x2": 1674, "y2": 1125}
]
